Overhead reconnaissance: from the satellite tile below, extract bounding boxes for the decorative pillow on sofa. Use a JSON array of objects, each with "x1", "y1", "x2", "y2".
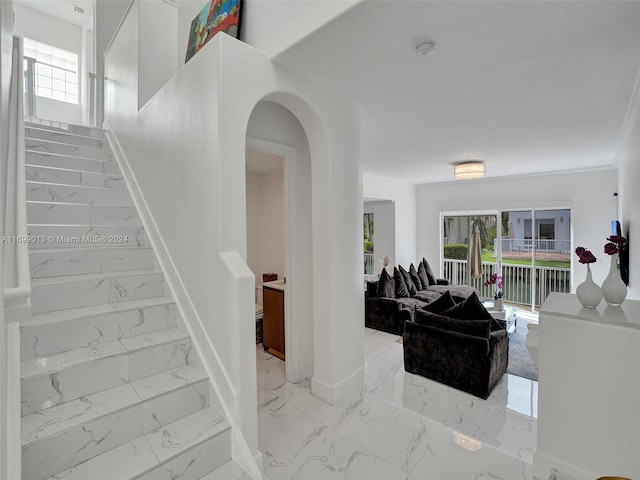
[
  {"x1": 409, "y1": 263, "x2": 423, "y2": 291},
  {"x1": 421, "y1": 291, "x2": 456, "y2": 314},
  {"x1": 393, "y1": 267, "x2": 410, "y2": 298},
  {"x1": 399, "y1": 266, "x2": 418, "y2": 297},
  {"x1": 420, "y1": 258, "x2": 437, "y2": 286},
  {"x1": 415, "y1": 310, "x2": 491, "y2": 339},
  {"x1": 377, "y1": 268, "x2": 395, "y2": 298},
  {"x1": 441, "y1": 291, "x2": 494, "y2": 321}
]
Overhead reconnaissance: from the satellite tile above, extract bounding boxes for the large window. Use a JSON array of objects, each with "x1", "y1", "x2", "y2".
[
  {"x1": 24, "y1": 38, "x2": 78, "y2": 104},
  {"x1": 364, "y1": 213, "x2": 374, "y2": 274}
]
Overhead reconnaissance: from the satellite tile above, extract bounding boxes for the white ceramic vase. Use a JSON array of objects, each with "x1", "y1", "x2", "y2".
[
  {"x1": 602, "y1": 253, "x2": 627, "y2": 307},
  {"x1": 575, "y1": 266, "x2": 602, "y2": 308}
]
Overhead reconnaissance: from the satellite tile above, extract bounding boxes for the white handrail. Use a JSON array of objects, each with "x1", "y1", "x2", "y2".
[{"x1": 4, "y1": 36, "x2": 31, "y2": 317}]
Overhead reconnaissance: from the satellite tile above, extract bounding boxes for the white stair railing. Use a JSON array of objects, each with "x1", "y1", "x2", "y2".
[
  {"x1": 2, "y1": 35, "x2": 30, "y2": 480},
  {"x1": 88, "y1": 72, "x2": 105, "y2": 128}
]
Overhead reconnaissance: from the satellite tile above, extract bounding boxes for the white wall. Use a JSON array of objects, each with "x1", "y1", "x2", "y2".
[
  {"x1": 246, "y1": 167, "x2": 285, "y2": 291},
  {"x1": 139, "y1": 1, "x2": 177, "y2": 108},
  {"x1": 105, "y1": 10, "x2": 363, "y2": 472},
  {"x1": 177, "y1": 0, "x2": 205, "y2": 68},
  {"x1": 363, "y1": 173, "x2": 416, "y2": 267},
  {"x1": 416, "y1": 169, "x2": 618, "y2": 287},
  {"x1": 363, "y1": 200, "x2": 395, "y2": 278},
  {"x1": 618, "y1": 96, "x2": 640, "y2": 300},
  {"x1": 13, "y1": 3, "x2": 83, "y2": 124},
  {"x1": 242, "y1": 0, "x2": 361, "y2": 57},
  {"x1": 95, "y1": 0, "x2": 130, "y2": 78}
]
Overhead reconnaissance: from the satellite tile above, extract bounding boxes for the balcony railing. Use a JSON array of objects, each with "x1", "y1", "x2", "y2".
[
  {"x1": 498, "y1": 238, "x2": 571, "y2": 254},
  {"x1": 364, "y1": 253, "x2": 374, "y2": 275},
  {"x1": 443, "y1": 259, "x2": 570, "y2": 307}
]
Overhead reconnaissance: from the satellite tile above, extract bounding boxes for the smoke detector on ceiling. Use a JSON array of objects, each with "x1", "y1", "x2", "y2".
[
  {"x1": 74, "y1": 5, "x2": 85, "y2": 14},
  {"x1": 416, "y1": 42, "x2": 437, "y2": 58}
]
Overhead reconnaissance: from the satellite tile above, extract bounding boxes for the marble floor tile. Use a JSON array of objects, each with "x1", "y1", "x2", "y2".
[
  {"x1": 338, "y1": 399, "x2": 444, "y2": 474},
  {"x1": 199, "y1": 460, "x2": 251, "y2": 480},
  {"x1": 256, "y1": 326, "x2": 538, "y2": 480},
  {"x1": 277, "y1": 429, "x2": 407, "y2": 480},
  {"x1": 409, "y1": 427, "x2": 532, "y2": 480},
  {"x1": 258, "y1": 392, "x2": 331, "y2": 479}
]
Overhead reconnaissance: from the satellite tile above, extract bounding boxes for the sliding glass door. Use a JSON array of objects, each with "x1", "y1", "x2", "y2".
[{"x1": 443, "y1": 209, "x2": 571, "y2": 310}]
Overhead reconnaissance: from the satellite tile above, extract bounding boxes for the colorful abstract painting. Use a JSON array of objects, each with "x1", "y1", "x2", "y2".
[{"x1": 185, "y1": 0, "x2": 242, "y2": 63}]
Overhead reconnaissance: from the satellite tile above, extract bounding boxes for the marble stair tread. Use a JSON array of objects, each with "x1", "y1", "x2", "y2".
[
  {"x1": 27, "y1": 199, "x2": 136, "y2": 209},
  {"x1": 198, "y1": 461, "x2": 251, "y2": 480},
  {"x1": 25, "y1": 139, "x2": 113, "y2": 161},
  {"x1": 44, "y1": 409, "x2": 230, "y2": 480},
  {"x1": 144, "y1": 406, "x2": 228, "y2": 463},
  {"x1": 31, "y1": 268, "x2": 164, "y2": 287},
  {"x1": 24, "y1": 296, "x2": 174, "y2": 327},
  {"x1": 25, "y1": 121, "x2": 105, "y2": 139},
  {"x1": 21, "y1": 327, "x2": 186, "y2": 380},
  {"x1": 26, "y1": 165, "x2": 126, "y2": 190},
  {"x1": 26, "y1": 201, "x2": 141, "y2": 227},
  {"x1": 27, "y1": 224, "x2": 149, "y2": 249},
  {"x1": 25, "y1": 163, "x2": 123, "y2": 180},
  {"x1": 118, "y1": 328, "x2": 189, "y2": 353},
  {"x1": 21, "y1": 383, "x2": 140, "y2": 445},
  {"x1": 26, "y1": 152, "x2": 120, "y2": 175},
  {"x1": 26, "y1": 129, "x2": 106, "y2": 149},
  {"x1": 26, "y1": 181, "x2": 133, "y2": 206},
  {"x1": 21, "y1": 339, "x2": 127, "y2": 380},
  {"x1": 22, "y1": 364, "x2": 208, "y2": 446}
]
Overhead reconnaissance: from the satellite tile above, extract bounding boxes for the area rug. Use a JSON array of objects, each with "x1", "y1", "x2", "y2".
[{"x1": 506, "y1": 323, "x2": 538, "y2": 381}]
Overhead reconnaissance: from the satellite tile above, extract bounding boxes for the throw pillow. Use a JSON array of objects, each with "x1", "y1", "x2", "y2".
[
  {"x1": 421, "y1": 290, "x2": 456, "y2": 314},
  {"x1": 441, "y1": 291, "x2": 494, "y2": 321},
  {"x1": 417, "y1": 261, "x2": 430, "y2": 288},
  {"x1": 376, "y1": 268, "x2": 395, "y2": 298},
  {"x1": 399, "y1": 265, "x2": 417, "y2": 297},
  {"x1": 421, "y1": 258, "x2": 438, "y2": 285},
  {"x1": 393, "y1": 267, "x2": 409, "y2": 298},
  {"x1": 415, "y1": 310, "x2": 491, "y2": 339},
  {"x1": 409, "y1": 263, "x2": 423, "y2": 290},
  {"x1": 366, "y1": 281, "x2": 379, "y2": 297}
]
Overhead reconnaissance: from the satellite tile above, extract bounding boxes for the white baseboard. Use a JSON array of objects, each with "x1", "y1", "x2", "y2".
[{"x1": 311, "y1": 366, "x2": 364, "y2": 405}]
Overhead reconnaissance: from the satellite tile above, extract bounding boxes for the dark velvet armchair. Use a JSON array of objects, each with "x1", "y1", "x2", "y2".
[{"x1": 403, "y1": 310, "x2": 508, "y2": 399}]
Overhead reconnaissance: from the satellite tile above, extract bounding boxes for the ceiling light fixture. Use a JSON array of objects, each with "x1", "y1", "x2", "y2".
[
  {"x1": 454, "y1": 161, "x2": 485, "y2": 180},
  {"x1": 416, "y1": 42, "x2": 437, "y2": 58}
]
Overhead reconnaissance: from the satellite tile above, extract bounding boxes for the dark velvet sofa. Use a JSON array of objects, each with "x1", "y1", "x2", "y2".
[
  {"x1": 403, "y1": 294, "x2": 509, "y2": 399},
  {"x1": 365, "y1": 259, "x2": 477, "y2": 335}
]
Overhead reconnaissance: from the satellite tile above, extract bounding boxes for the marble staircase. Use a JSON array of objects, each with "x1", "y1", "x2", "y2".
[{"x1": 20, "y1": 121, "x2": 242, "y2": 480}]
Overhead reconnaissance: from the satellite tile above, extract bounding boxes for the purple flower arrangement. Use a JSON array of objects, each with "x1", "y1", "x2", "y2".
[
  {"x1": 484, "y1": 273, "x2": 503, "y2": 299},
  {"x1": 575, "y1": 246, "x2": 596, "y2": 265},
  {"x1": 604, "y1": 235, "x2": 627, "y2": 256}
]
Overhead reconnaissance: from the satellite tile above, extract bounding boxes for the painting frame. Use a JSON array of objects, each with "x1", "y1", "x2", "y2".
[{"x1": 184, "y1": 0, "x2": 243, "y2": 64}]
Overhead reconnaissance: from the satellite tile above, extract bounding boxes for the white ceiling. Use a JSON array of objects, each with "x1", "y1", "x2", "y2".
[
  {"x1": 14, "y1": 0, "x2": 94, "y2": 27},
  {"x1": 274, "y1": 1, "x2": 640, "y2": 184}
]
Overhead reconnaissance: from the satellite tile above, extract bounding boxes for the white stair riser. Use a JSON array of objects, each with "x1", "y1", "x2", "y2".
[
  {"x1": 26, "y1": 128, "x2": 106, "y2": 149},
  {"x1": 27, "y1": 225, "x2": 149, "y2": 249},
  {"x1": 21, "y1": 354, "x2": 129, "y2": 416},
  {"x1": 135, "y1": 430, "x2": 231, "y2": 480},
  {"x1": 30, "y1": 248, "x2": 155, "y2": 279},
  {"x1": 26, "y1": 152, "x2": 120, "y2": 174},
  {"x1": 26, "y1": 182, "x2": 133, "y2": 206},
  {"x1": 22, "y1": 336, "x2": 190, "y2": 415},
  {"x1": 26, "y1": 139, "x2": 113, "y2": 161},
  {"x1": 22, "y1": 380, "x2": 210, "y2": 480},
  {"x1": 22, "y1": 405, "x2": 142, "y2": 480},
  {"x1": 26, "y1": 166, "x2": 125, "y2": 189},
  {"x1": 25, "y1": 121, "x2": 104, "y2": 139},
  {"x1": 31, "y1": 273, "x2": 165, "y2": 314},
  {"x1": 142, "y1": 380, "x2": 209, "y2": 434},
  {"x1": 27, "y1": 202, "x2": 141, "y2": 226},
  {"x1": 129, "y1": 338, "x2": 192, "y2": 381},
  {"x1": 20, "y1": 303, "x2": 176, "y2": 360}
]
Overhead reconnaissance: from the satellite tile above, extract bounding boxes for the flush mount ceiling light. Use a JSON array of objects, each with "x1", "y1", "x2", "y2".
[
  {"x1": 416, "y1": 41, "x2": 437, "y2": 58},
  {"x1": 454, "y1": 161, "x2": 485, "y2": 180}
]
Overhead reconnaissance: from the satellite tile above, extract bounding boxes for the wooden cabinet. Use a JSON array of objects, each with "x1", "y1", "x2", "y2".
[{"x1": 263, "y1": 285, "x2": 285, "y2": 360}]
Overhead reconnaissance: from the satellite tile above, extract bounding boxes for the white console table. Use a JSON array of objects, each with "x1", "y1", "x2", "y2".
[{"x1": 534, "y1": 293, "x2": 640, "y2": 480}]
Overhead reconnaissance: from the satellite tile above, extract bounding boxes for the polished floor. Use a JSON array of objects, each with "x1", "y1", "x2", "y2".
[{"x1": 257, "y1": 326, "x2": 537, "y2": 480}]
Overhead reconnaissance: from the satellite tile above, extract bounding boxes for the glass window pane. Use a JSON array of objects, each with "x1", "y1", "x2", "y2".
[
  {"x1": 37, "y1": 86, "x2": 52, "y2": 98},
  {"x1": 65, "y1": 72, "x2": 77, "y2": 83},
  {"x1": 37, "y1": 76, "x2": 51, "y2": 89},
  {"x1": 37, "y1": 64, "x2": 52, "y2": 77},
  {"x1": 52, "y1": 79, "x2": 65, "y2": 92},
  {"x1": 52, "y1": 90, "x2": 65, "y2": 101},
  {"x1": 66, "y1": 93, "x2": 78, "y2": 104},
  {"x1": 66, "y1": 83, "x2": 77, "y2": 95},
  {"x1": 52, "y1": 68, "x2": 65, "y2": 80}
]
